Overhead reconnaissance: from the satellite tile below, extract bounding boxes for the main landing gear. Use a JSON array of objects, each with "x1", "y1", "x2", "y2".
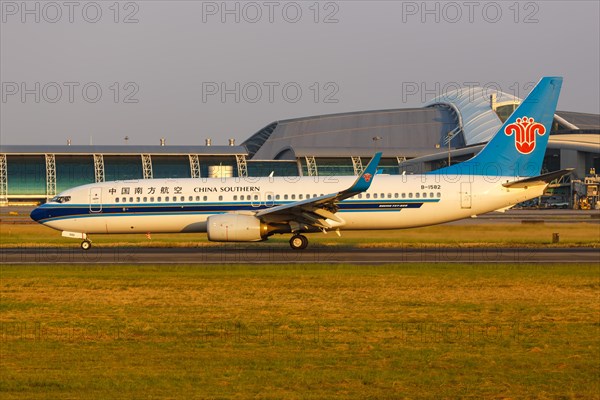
[
  {"x1": 289, "y1": 234, "x2": 308, "y2": 250},
  {"x1": 80, "y1": 240, "x2": 92, "y2": 250}
]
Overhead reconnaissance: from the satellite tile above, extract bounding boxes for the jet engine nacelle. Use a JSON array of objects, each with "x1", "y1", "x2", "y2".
[{"x1": 207, "y1": 214, "x2": 269, "y2": 242}]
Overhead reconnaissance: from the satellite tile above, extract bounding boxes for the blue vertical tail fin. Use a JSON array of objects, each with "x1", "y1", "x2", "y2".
[{"x1": 431, "y1": 77, "x2": 562, "y2": 177}]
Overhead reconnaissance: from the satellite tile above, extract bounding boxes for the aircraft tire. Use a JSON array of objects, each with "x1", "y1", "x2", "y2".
[
  {"x1": 81, "y1": 240, "x2": 92, "y2": 251},
  {"x1": 289, "y1": 234, "x2": 308, "y2": 250}
]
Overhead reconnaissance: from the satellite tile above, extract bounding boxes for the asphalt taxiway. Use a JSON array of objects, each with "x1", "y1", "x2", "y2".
[
  {"x1": 2, "y1": 208, "x2": 598, "y2": 264},
  {"x1": 1, "y1": 246, "x2": 598, "y2": 264}
]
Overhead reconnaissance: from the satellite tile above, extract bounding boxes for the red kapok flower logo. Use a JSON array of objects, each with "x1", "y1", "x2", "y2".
[
  {"x1": 504, "y1": 116, "x2": 546, "y2": 155},
  {"x1": 363, "y1": 173, "x2": 372, "y2": 183}
]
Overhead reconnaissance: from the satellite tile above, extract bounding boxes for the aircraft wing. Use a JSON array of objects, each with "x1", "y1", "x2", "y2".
[
  {"x1": 502, "y1": 169, "x2": 574, "y2": 188},
  {"x1": 255, "y1": 153, "x2": 382, "y2": 230}
]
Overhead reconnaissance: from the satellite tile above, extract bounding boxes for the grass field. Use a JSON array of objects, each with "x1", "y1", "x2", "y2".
[
  {"x1": 1, "y1": 222, "x2": 599, "y2": 248},
  {"x1": 1, "y1": 263, "x2": 599, "y2": 399}
]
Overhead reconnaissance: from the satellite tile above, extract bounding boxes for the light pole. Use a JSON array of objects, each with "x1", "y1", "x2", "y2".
[
  {"x1": 448, "y1": 131, "x2": 451, "y2": 166},
  {"x1": 372, "y1": 136, "x2": 383, "y2": 173},
  {"x1": 372, "y1": 136, "x2": 382, "y2": 149}
]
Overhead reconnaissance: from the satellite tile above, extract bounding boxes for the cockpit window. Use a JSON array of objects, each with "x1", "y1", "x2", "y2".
[{"x1": 51, "y1": 195, "x2": 71, "y2": 203}]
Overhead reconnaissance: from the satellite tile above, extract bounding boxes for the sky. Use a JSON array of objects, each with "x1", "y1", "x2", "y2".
[{"x1": 1, "y1": 0, "x2": 599, "y2": 146}]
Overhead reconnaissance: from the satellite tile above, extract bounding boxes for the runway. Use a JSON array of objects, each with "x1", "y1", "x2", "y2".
[{"x1": 1, "y1": 246, "x2": 598, "y2": 264}]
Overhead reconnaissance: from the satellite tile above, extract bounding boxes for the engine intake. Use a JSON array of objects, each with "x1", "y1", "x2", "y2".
[{"x1": 207, "y1": 214, "x2": 271, "y2": 242}]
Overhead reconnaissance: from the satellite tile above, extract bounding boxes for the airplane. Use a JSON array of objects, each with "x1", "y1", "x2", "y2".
[{"x1": 31, "y1": 77, "x2": 571, "y2": 251}]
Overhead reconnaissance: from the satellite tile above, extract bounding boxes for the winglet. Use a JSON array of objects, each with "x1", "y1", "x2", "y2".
[
  {"x1": 345, "y1": 152, "x2": 382, "y2": 194},
  {"x1": 255, "y1": 152, "x2": 383, "y2": 220}
]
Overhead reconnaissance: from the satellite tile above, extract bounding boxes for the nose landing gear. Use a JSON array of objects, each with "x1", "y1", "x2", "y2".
[{"x1": 61, "y1": 231, "x2": 92, "y2": 251}]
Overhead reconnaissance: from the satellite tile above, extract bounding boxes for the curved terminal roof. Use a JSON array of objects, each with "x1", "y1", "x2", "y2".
[
  {"x1": 425, "y1": 88, "x2": 521, "y2": 146},
  {"x1": 424, "y1": 88, "x2": 594, "y2": 146},
  {"x1": 244, "y1": 107, "x2": 461, "y2": 160},
  {"x1": 244, "y1": 86, "x2": 598, "y2": 161}
]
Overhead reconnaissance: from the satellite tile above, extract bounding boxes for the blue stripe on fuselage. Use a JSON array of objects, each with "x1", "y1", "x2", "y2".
[{"x1": 32, "y1": 200, "x2": 438, "y2": 223}]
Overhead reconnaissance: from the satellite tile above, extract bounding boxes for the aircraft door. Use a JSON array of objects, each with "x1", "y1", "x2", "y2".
[
  {"x1": 460, "y1": 182, "x2": 472, "y2": 209},
  {"x1": 90, "y1": 187, "x2": 103, "y2": 213}
]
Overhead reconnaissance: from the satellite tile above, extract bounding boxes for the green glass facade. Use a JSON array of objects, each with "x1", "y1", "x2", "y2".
[
  {"x1": 369, "y1": 157, "x2": 400, "y2": 175},
  {"x1": 247, "y1": 161, "x2": 299, "y2": 177},
  {"x1": 56, "y1": 156, "x2": 95, "y2": 192},
  {"x1": 301, "y1": 158, "x2": 354, "y2": 176},
  {"x1": 153, "y1": 156, "x2": 190, "y2": 179},
  {"x1": 104, "y1": 156, "x2": 144, "y2": 181},
  {"x1": 7, "y1": 156, "x2": 46, "y2": 195},
  {"x1": 301, "y1": 158, "x2": 400, "y2": 176},
  {"x1": 2, "y1": 150, "x2": 591, "y2": 201}
]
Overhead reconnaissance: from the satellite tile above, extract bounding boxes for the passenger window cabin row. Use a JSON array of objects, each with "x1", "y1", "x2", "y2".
[{"x1": 112, "y1": 192, "x2": 442, "y2": 203}]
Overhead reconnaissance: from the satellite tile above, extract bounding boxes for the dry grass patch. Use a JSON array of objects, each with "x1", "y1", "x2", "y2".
[{"x1": 1, "y1": 263, "x2": 598, "y2": 399}]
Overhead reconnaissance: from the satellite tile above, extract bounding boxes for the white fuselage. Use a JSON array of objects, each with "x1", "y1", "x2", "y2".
[{"x1": 35, "y1": 174, "x2": 544, "y2": 235}]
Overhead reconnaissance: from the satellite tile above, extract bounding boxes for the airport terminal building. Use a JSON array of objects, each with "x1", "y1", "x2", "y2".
[{"x1": 1, "y1": 87, "x2": 599, "y2": 207}]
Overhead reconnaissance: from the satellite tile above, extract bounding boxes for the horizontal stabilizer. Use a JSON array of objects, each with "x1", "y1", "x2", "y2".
[{"x1": 502, "y1": 169, "x2": 573, "y2": 188}]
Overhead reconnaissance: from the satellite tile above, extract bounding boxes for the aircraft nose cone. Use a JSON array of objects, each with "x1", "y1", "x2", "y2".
[{"x1": 30, "y1": 206, "x2": 47, "y2": 222}]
